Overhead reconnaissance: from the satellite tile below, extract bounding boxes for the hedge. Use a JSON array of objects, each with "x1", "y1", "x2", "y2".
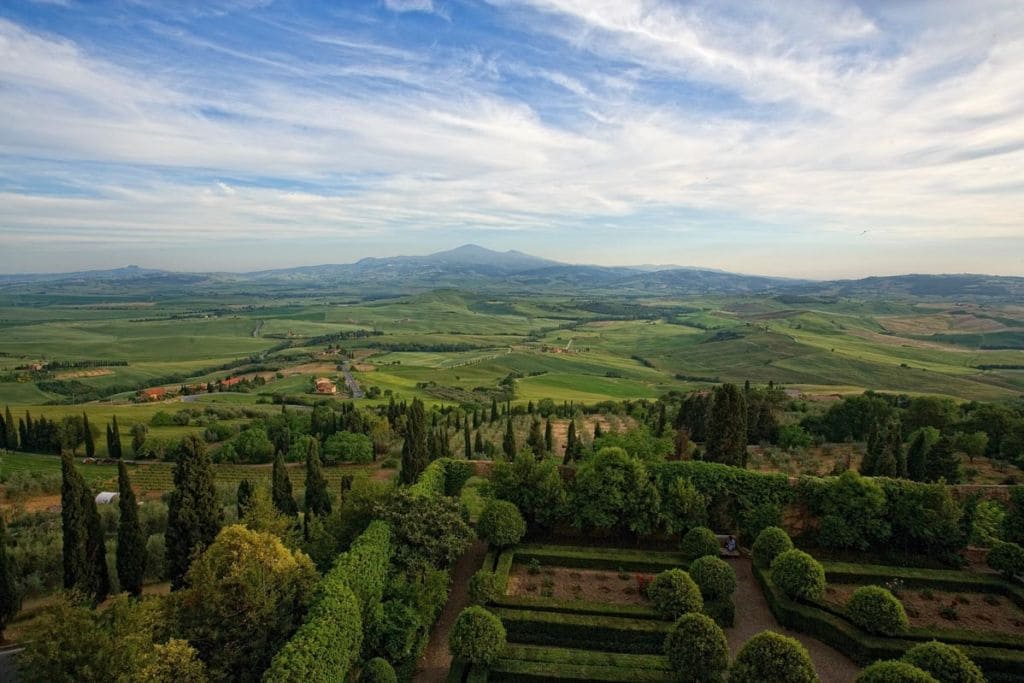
[
  {"x1": 491, "y1": 594, "x2": 660, "y2": 620},
  {"x1": 410, "y1": 458, "x2": 474, "y2": 499},
  {"x1": 333, "y1": 520, "x2": 392, "y2": 631},
  {"x1": 483, "y1": 644, "x2": 674, "y2": 682},
  {"x1": 495, "y1": 608, "x2": 672, "y2": 654},
  {"x1": 509, "y1": 544, "x2": 686, "y2": 573}
]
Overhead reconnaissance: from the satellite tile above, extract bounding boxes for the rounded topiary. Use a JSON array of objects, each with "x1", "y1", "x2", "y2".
[
  {"x1": 847, "y1": 585, "x2": 908, "y2": 635},
  {"x1": 689, "y1": 555, "x2": 737, "y2": 600},
  {"x1": 753, "y1": 526, "x2": 794, "y2": 569},
  {"x1": 663, "y1": 613, "x2": 729, "y2": 683},
  {"x1": 647, "y1": 569, "x2": 703, "y2": 620},
  {"x1": 902, "y1": 641, "x2": 985, "y2": 683},
  {"x1": 680, "y1": 526, "x2": 720, "y2": 560},
  {"x1": 477, "y1": 499, "x2": 526, "y2": 548},
  {"x1": 468, "y1": 570, "x2": 501, "y2": 606},
  {"x1": 448, "y1": 606, "x2": 506, "y2": 666},
  {"x1": 855, "y1": 660, "x2": 938, "y2": 683},
  {"x1": 987, "y1": 541, "x2": 1024, "y2": 580},
  {"x1": 770, "y1": 549, "x2": 826, "y2": 602},
  {"x1": 360, "y1": 657, "x2": 398, "y2": 683},
  {"x1": 728, "y1": 630, "x2": 819, "y2": 683}
]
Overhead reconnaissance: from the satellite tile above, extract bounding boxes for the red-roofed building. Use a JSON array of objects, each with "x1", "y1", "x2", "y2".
[{"x1": 138, "y1": 387, "x2": 166, "y2": 401}]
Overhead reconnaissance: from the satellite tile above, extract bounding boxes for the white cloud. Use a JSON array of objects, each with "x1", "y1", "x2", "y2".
[{"x1": 383, "y1": 0, "x2": 436, "y2": 14}]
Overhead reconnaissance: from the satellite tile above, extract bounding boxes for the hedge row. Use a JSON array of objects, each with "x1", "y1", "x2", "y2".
[
  {"x1": 494, "y1": 608, "x2": 671, "y2": 655},
  {"x1": 754, "y1": 565, "x2": 1024, "y2": 681},
  {"x1": 822, "y1": 562, "x2": 1024, "y2": 609},
  {"x1": 491, "y1": 594, "x2": 660, "y2": 620},
  {"x1": 479, "y1": 644, "x2": 673, "y2": 682},
  {"x1": 333, "y1": 520, "x2": 392, "y2": 631},
  {"x1": 410, "y1": 458, "x2": 474, "y2": 499},
  {"x1": 510, "y1": 544, "x2": 686, "y2": 572}
]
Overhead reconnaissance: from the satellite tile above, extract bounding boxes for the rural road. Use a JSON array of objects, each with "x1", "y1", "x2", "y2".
[{"x1": 340, "y1": 361, "x2": 364, "y2": 398}]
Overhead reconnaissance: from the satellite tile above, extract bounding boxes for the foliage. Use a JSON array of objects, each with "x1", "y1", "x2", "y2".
[
  {"x1": 359, "y1": 657, "x2": 398, "y2": 683},
  {"x1": 61, "y1": 453, "x2": 109, "y2": 604},
  {"x1": 846, "y1": 585, "x2": 908, "y2": 635},
  {"x1": 487, "y1": 453, "x2": 566, "y2": 529},
  {"x1": 323, "y1": 431, "x2": 374, "y2": 464},
  {"x1": 901, "y1": 642, "x2": 985, "y2": 683},
  {"x1": 680, "y1": 526, "x2": 719, "y2": 561},
  {"x1": 855, "y1": 661, "x2": 938, "y2": 683},
  {"x1": 647, "y1": 569, "x2": 703, "y2": 620},
  {"x1": 116, "y1": 462, "x2": 146, "y2": 597},
  {"x1": 593, "y1": 427, "x2": 673, "y2": 462},
  {"x1": 448, "y1": 606, "x2": 507, "y2": 666},
  {"x1": 660, "y1": 477, "x2": 708, "y2": 536},
  {"x1": 752, "y1": 526, "x2": 793, "y2": 569},
  {"x1": 705, "y1": 383, "x2": 747, "y2": 466},
  {"x1": 332, "y1": 520, "x2": 392, "y2": 632},
  {"x1": 801, "y1": 471, "x2": 890, "y2": 551},
  {"x1": 880, "y1": 479, "x2": 964, "y2": 560},
  {"x1": 0, "y1": 517, "x2": 20, "y2": 638},
  {"x1": 400, "y1": 399, "x2": 429, "y2": 485},
  {"x1": 570, "y1": 447, "x2": 661, "y2": 537},
  {"x1": 986, "y1": 541, "x2": 1024, "y2": 580},
  {"x1": 663, "y1": 612, "x2": 728, "y2": 683},
  {"x1": 477, "y1": 499, "x2": 526, "y2": 548},
  {"x1": 770, "y1": 549, "x2": 825, "y2": 602},
  {"x1": 1002, "y1": 487, "x2": 1024, "y2": 546},
  {"x1": 376, "y1": 488, "x2": 474, "y2": 573},
  {"x1": 303, "y1": 437, "x2": 332, "y2": 518},
  {"x1": 777, "y1": 424, "x2": 813, "y2": 451},
  {"x1": 688, "y1": 555, "x2": 736, "y2": 601},
  {"x1": 271, "y1": 453, "x2": 298, "y2": 516},
  {"x1": 165, "y1": 435, "x2": 222, "y2": 590},
  {"x1": 468, "y1": 569, "x2": 501, "y2": 605},
  {"x1": 728, "y1": 630, "x2": 819, "y2": 683}
]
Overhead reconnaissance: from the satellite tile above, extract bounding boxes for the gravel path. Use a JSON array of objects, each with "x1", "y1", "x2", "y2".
[
  {"x1": 727, "y1": 558, "x2": 860, "y2": 683},
  {"x1": 412, "y1": 540, "x2": 488, "y2": 683}
]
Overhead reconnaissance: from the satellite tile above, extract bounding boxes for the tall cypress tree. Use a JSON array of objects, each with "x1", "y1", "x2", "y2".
[
  {"x1": 110, "y1": 416, "x2": 122, "y2": 459},
  {"x1": 61, "y1": 453, "x2": 90, "y2": 596},
  {"x1": 165, "y1": 435, "x2": 222, "y2": 590},
  {"x1": 474, "y1": 430, "x2": 484, "y2": 456},
  {"x1": 563, "y1": 421, "x2": 578, "y2": 465},
  {"x1": 82, "y1": 412, "x2": 95, "y2": 459},
  {"x1": 105, "y1": 424, "x2": 114, "y2": 458},
  {"x1": 655, "y1": 402, "x2": 667, "y2": 437},
  {"x1": 271, "y1": 453, "x2": 298, "y2": 516},
  {"x1": 464, "y1": 420, "x2": 472, "y2": 460},
  {"x1": 490, "y1": 397, "x2": 498, "y2": 423},
  {"x1": 545, "y1": 418, "x2": 553, "y2": 454},
  {"x1": 705, "y1": 383, "x2": 748, "y2": 467},
  {"x1": 593, "y1": 421, "x2": 603, "y2": 440},
  {"x1": 873, "y1": 420, "x2": 903, "y2": 478},
  {"x1": 906, "y1": 428, "x2": 937, "y2": 482},
  {"x1": 304, "y1": 439, "x2": 331, "y2": 518},
  {"x1": 925, "y1": 436, "x2": 961, "y2": 484},
  {"x1": 399, "y1": 399, "x2": 428, "y2": 485},
  {"x1": 0, "y1": 517, "x2": 21, "y2": 641},
  {"x1": 236, "y1": 479, "x2": 255, "y2": 519},
  {"x1": 503, "y1": 417, "x2": 516, "y2": 459},
  {"x1": 116, "y1": 462, "x2": 146, "y2": 597},
  {"x1": 527, "y1": 419, "x2": 545, "y2": 457},
  {"x1": 3, "y1": 406, "x2": 15, "y2": 449}
]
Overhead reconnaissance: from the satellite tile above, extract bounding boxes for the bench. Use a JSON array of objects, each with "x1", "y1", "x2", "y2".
[{"x1": 715, "y1": 534, "x2": 741, "y2": 558}]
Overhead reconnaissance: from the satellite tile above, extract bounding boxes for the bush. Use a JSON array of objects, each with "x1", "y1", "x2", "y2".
[
  {"x1": 663, "y1": 613, "x2": 728, "y2": 683},
  {"x1": 647, "y1": 569, "x2": 703, "y2": 620},
  {"x1": 855, "y1": 660, "x2": 937, "y2": 683},
  {"x1": 728, "y1": 630, "x2": 819, "y2": 683},
  {"x1": 770, "y1": 549, "x2": 825, "y2": 602},
  {"x1": 360, "y1": 657, "x2": 398, "y2": 683},
  {"x1": 323, "y1": 431, "x2": 374, "y2": 464},
  {"x1": 702, "y1": 597, "x2": 735, "y2": 628},
  {"x1": 752, "y1": 526, "x2": 793, "y2": 569},
  {"x1": 901, "y1": 641, "x2": 985, "y2": 683},
  {"x1": 448, "y1": 606, "x2": 506, "y2": 666},
  {"x1": 468, "y1": 570, "x2": 501, "y2": 605},
  {"x1": 688, "y1": 555, "x2": 736, "y2": 600},
  {"x1": 846, "y1": 585, "x2": 908, "y2": 635},
  {"x1": 477, "y1": 499, "x2": 526, "y2": 549},
  {"x1": 986, "y1": 541, "x2": 1024, "y2": 580},
  {"x1": 680, "y1": 526, "x2": 719, "y2": 560}
]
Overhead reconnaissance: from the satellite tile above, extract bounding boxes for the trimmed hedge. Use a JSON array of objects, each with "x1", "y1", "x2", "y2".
[
  {"x1": 846, "y1": 586, "x2": 908, "y2": 635},
  {"x1": 988, "y1": 542, "x2": 1024, "y2": 581},
  {"x1": 648, "y1": 569, "x2": 703, "y2": 620},
  {"x1": 663, "y1": 613, "x2": 728, "y2": 683},
  {"x1": 511, "y1": 544, "x2": 686, "y2": 572},
  {"x1": 484, "y1": 644, "x2": 674, "y2": 682},
  {"x1": 702, "y1": 597, "x2": 735, "y2": 629},
  {"x1": 689, "y1": 556, "x2": 736, "y2": 601},
  {"x1": 492, "y1": 594, "x2": 660, "y2": 620},
  {"x1": 680, "y1": 527, "x2": 719, "y2": 561},
  {"x1": 902, "y1": 641, "x2": 986, "y2": 683},
  {"x1": 409, "y1": 458, "x2": 474, "y2": 499},
  {"x1": 856, "y1": 661, "x2": 937, "y2": 683},
  {"x1": 728, "y1": 630, "x2": 819, "y2": 683},
  {"x1": 360, "y1": 657, "x2": 398, "y2": 683},
  {"x1": 469, "y1": 570, "x2": 502, "y2": 606},
  {"x1": 450, "y1": 606, "x2": 507, "y2": 666},
  {"x1": 771, "y1": 549, "x2": 826, "y2": 602},
  {"x1": 753, "y1": 527, "x2": 793, "y2": 569},
  {"x1": 495, "y1": 607, "x2": 672, "y2": 655},
  {"x1": 333, "y1": 520, "x2": 392, "y2": 631},
  {"x1": 478, "y1": 499, "x2": 527, "y2": 548}
]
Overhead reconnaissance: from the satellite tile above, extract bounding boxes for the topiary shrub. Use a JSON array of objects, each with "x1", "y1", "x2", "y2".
[
  {"x1": 648, "y1": 569, "x2": 703, "y2": 620},
  {"x1": 703, "y1": 597, "x2": 735, "y2": 628},
  {"x1": 770, "y1": 549, "x2": 825, "y2": 602},
  {"x1": 752, "y1": 526, "x2": 793, "y2": 569},
  {"x1": 855, "y1": 660, "x2": 937, "y2": 683},
  {"x1": 689, "y1": 555, "x2": 737, "y2": 601},
  {"x1": 901, "y1": 641, "x2": 985, "y2": 683},
  {"x1": 986, "y1": 540, "x2": 1024, "y2": 580},
  {"x1": 663, "y1": 613, "x2": 728, "y2": 683},
  {"x1": 468, "y1": 570, "x2": 501, "y2": 606},
  {"x1": 846, "y1": 585, "x2": 909, "y2": 635},
  {"x1": 728, "y1": 630, "x2": 819, "y2": 683},
  {"x1": 360, "y1": 657, "x2": 398, "y2": 683},
  {"x1": 448, "y1": 606, "x2": 506, "y2": 666},
  {"x1": 680, "y1": 527, "x2": 720, "y2": 560},
  {"x1": 477, "y1": 499, "x2": 527, "y2": 548}
]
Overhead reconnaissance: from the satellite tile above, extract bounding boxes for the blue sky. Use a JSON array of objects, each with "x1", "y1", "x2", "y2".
[{"x1": 0, "y1": 0, "x2": 1022, "y2": 277}]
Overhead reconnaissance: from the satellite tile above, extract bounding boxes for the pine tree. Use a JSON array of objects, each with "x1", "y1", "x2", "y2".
[
  {"x1": 166, "y1": 435, "x2": 222, "y2": 590},
  {"x1": 236, "y1": 479, "x2": 254, "y2": 519},
  {"x1": 925, "y1": 436, "x2": 961, "y2": 484},
  {"x1": 474, "y1": 430, "x2": 484, "y2": 456},
  {"x1": 545, "y1": 418, "x2": 553, "y2": 454},
  {"x1": 400, "y1": 399, "x2": 429, "y2": 485},
  {"x1": 271, "y1": 453, "x2": 297, "y2": 516},
  {"x1": 110, "y1": 416, "x2": 121, "y2": 458},
  {"x1": 464, "y1": 420, "x2": 472, "y2": 460},
  {"x1": 704, "y1": 383, "x2": 748, "y2": 466},
  {"x1": 563, "y1": 421, "x2": 578, "y2": 465},
  {"x1": 116, "y1": 462, "x2": 146, "y2": 597},
  {"x1": 0, "y1": 517, "x2": 21, "y2": 641},
  {"x1": 503, "y1": 417, "x2": 516, "y2": 459},
  {"x1": 304, "y1": 439, "x2": 331, "y2": 517},
  {"x1": 82, "y1": 412, "x2": 95, "y2": 459},
  {"x1": 527, "y1": 418, "x2": 545, "y2": 458}
]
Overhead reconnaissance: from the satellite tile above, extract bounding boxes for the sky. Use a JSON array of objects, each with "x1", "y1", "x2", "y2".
[{"x1": 0, "y1": 0, "x2": 1022, "y2": 278}]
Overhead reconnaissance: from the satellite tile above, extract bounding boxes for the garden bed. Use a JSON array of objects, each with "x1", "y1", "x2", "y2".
[{"x1": 506, "y1": 564, "x2": 653, "y2": 606}]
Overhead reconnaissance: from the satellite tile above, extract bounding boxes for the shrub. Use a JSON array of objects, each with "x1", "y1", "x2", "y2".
[
  {"x1": 855, "y1": 660, "x2": 937, "y2": 683},
  {"x1": 901, "y1": 641, "x2": 985, "y2": 683},
  {"x1": 846, "y1": 585, "x2": 909, "y2": 635},
  {"x1": 360, "y1": 657, "x2": 398, "y2": 683},
  {"x1": 448, "y1": 606, "x2": 506, "y2": 666},
  {"x1": 663, "y1": 613, "x2": 728, "y2": 683},
  {"x1": 680, "y1": 526, "x2": 719, "y2": 560},
  {"x1": 702, "y1": 597, "x2": 735, "y2": 628},
  {"x1": 688, "y1": 555, "x2": 736, "y2": 600},
  {"x1": 647, "y1": 569, "x2": 703, "y2": 620},
  {"x1": 728, "y1": 630, "x2": 819, "y2": 683},
  {"x1": 468, "y1": 570, "x2": 501, "y2": 605},
  {"x1": 477, "y1": 499, "x2": 526, "y2": 548},
  {"x1": 323, "y1": 431, "x2": 373, "y2": 464},
  {"x1": 770, "y1": 549, "x2": 825, "y2": 602},
  {"x1": 752, "y1": 526, "x2": 793, "y2": 569},
  {"x1": 986, "y1": 540, "x2": 1024, "y2": 580}
]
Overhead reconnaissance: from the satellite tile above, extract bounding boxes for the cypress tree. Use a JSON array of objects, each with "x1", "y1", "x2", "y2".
[
  {"x1": 111, "y1": 416, "x2": 122, "y2": 458},
  {"x1": 906, "y1": 428, "x2": 937, "y2": 482},
  {"x1": 83, "y1": 486, "x2": 110, "y2": 604},
  {"x1": 527, "y1": 418, "x2": 545, "y2": 457},
  {"x1": 82, "y1": 413, "x2": 95, "y2": 459},
  {"x1": 464, "y1": 420, "x2": 472, "y2": 460},
  {"x1": 236, "y1": 479, "x2": 255, "y2": 519},
  {"x1": 925, "y1": 436, "x2": 961, "y2": 484},
  {"x1": 271, "y1": 453, "x2": 298, "y2": 516},
  {"x1": 400, "y1": 399, "x2": 429, "y2": 485},
  {"x1": 472, "y1": 410, "x2": 480, "y2": 429},
  {"x1": 490, "y1": 397, "x2": 498, "y2": 423},
  {"x1": 705, "y1": 383, "x2": 748, "y2": 466},
  {"x1": 474, "y1": 430, "x2": 484, "y2": 456},
  {"x1": 0, "y1": 411, "x2": 5, "y2": 450},
  {"x1": 115, "y1": 462, "x2": 146, "y2": 597},
  {"x1": 503, "y1": 417, "x2": 516, "y2": 459},
  {"x1": 105, "y1": 424, "x2": 114, "y2": 458},
  {"x1": 874, "y1": 420, "x2": 903, "y2": 478},
  {"x1": 593, "y1": 421, "x2": 603, "y2": 440},
  {"x1": 166, "y1": 435, "x2": 222, "y2": 590},
  {"x1": 544, "y1": 418, "x2": 553, "y2": 454},
  {"x1": 304, "y1": 439, "x2": 331, "y2": 518},
  {"x1": 861, "y1": 420, "x2": 882, "y2": 475},
  {"x1": 0, "y1": 517, "x2": 20, "y2": 641},
  {"x1": 3, "y1": 406, "x2": 15, "y2": 449},
  {"x1": 61, "y1": 453, "x2": 90, "y2": 596},
  {"x1": 655, "y1": 402, "x2": 667, "y2": 437},
  {"x1": 564, "y1": 421, "x2": 577, "y2": 465}
]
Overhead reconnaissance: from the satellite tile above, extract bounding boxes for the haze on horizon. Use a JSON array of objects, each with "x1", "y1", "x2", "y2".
[{"x1": 1, "y1": 0, "x2": 1022, "y2": 279}]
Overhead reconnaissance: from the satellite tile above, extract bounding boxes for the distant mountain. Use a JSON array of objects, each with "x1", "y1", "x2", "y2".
[
  {"x1": 793, "y1": 274, "x2": 1024, "y2": 300},
  {"x1": 0, "y1": 264, "x2": 170, "y2": 285}
]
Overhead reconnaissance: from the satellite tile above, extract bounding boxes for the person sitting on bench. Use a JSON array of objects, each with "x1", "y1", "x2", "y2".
[{"x1": 725, "y1": 535, "x2": 738, "y2": 554}]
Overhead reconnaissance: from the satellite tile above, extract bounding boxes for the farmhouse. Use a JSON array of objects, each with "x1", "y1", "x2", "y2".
[
  {"x1": 314, "y1": 377, "x2": 337, "y2": 394},
  {"x1": 221, "y1": 376, "x2": 242, "y2": 388},
  {"x1": 138, "y1": 386, "x2": 166, "y2": 401}
]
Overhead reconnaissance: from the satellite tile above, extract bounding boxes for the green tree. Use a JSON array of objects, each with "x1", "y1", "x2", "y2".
[
  {"x1": 477, "y1": 499, "x2": 526, "y2": 548},
  {"x1": 474, "y1": 430, "x2": 484, "y2": 456},
  {"x1": 570, "y1": 447, "x2": 661, "y2": 537},
  {"x1": 563, "y1": 420, "x2": 578, "y2": 465},
  {"x1": 448, "y1": 606, "x2": 506, "y2": 666},
  {"x1": 705, "y1": 384, "x2": 747, "y2": 466},
  {"x1": 400, "y1": 399, "x2": 429, "y2": 485},
  {"x1": 304, "y1": 437, "x2": 332, "y2": 518},
  {"x1": 663, "y1": 613, "x2": 728, "y2": 683},
  {"x1": 544, "y1": 418, "x2": 553, "y2": 453},
  {"x1": 925, "y1": 436, "x2": 961, "y2": 484},
  {"x1": 165, "y1": 435, "x2": 222, "y2": 590},
  {"x1": 527, "y1": 418, "x2": 545, "y2": 457},
  {"x1": 131, "y1": 423, "x2": 148, "y2": 457},
  {"x1": 236, "y1": 479, "x2": 254, "y2": 519},
  {"x1": 110, "y1": 416, "x2": 122, "y2": 459},
  {"x1": 3, "y1": 406, "x2": 17, "y2": 449},
  {"x1": 61, "y1": 453, "x2": 108, "y2": 603},
  {"x1": 271, "y1": 453, "x2": 298, "y2": 516},
  {"x1": 116, "y1": 462, "x2": 146, "y2": 597},
  {"x1": 82, "y1": 412, "x2": 95, "y2": 459},
  {"x1": 729, "y1": 631, "x2": 819, "y2": 683},
  {"x1": 861, "y1": 420, "x2": 882, "y2": 476},
  {"x1": 502, "y1": 417, "x2": 516, "y2": 459},
  {"x1": 873, "y1": 419, "x2": 904, "y2": 478},
  {"x1": 490, "y1": 397, "x2": 498, "y2": 423},
  {"x1": 464, "y1": 420, "x2": 471, "y2": 459},
  {"x1": 906, "y1": 427, "x2": 940, "y2": 482},
  {"x1": 487, "y1": 452, "x2": 566, "y2": 530},
  {"x1": 0, "y1": 517, "x2": 20, "y2": 641}
]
